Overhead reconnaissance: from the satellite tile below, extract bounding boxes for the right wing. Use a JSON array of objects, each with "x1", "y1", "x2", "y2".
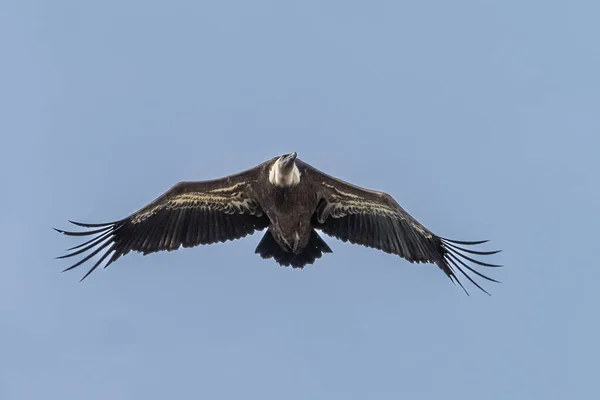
[{"x1": 298, "y1": 160, "x2": 501, "y2": 295}]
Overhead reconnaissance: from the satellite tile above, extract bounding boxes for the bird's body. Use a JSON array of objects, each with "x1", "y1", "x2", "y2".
[
  {"x1": 55, "y1": 152, "x2": 501, "y2": 294},
  {"x1": 260, "y1": 155, "x2": 316, "y2": 254}
]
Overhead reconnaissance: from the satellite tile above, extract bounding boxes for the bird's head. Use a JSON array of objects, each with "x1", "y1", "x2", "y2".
[
  {"x1": 278, "y1": 152, "x2": 297, "y2": 170},
  {"x1": 269, "y1": 152, "x2": 300, "y2": 187}
]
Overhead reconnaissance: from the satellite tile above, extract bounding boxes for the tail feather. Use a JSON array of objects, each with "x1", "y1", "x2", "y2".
[{"x1": 255, "y1": 229, "x2": 333, "y2": 268}]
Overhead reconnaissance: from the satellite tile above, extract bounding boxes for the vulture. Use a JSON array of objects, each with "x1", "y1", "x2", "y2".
[{"x1": 55, "y1": 152, "x2": 501, "y2": 294}]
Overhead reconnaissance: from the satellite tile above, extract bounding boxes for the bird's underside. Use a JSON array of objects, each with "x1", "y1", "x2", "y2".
[{"x1": 55, "y1": 152, "x2": 501, "y2": 295}]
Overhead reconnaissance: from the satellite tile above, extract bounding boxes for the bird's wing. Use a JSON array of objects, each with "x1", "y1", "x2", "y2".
[
  {"x1": 55, "y1": 164, "x2": 270, "y2": 280},
  {"x1": 299, "y1": 160, "x2": 501, "y2": 295}
]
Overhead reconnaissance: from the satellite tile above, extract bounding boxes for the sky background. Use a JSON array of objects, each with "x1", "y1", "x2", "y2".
[{"x1": 1, "y1": 1, "x2": 599, "y2": 399}]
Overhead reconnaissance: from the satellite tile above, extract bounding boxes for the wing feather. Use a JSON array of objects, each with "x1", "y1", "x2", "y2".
[{"x1": 55, "y1": 167, "x2": 270, "y2": 280}]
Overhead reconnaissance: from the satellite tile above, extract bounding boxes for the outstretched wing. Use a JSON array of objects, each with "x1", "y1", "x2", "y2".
[
  {"x1": 299, "y1": 160, "x2": 501, "y2": 295},
  {"x1": 55, "y1": 167, "x2": 270, "y2": 280}
]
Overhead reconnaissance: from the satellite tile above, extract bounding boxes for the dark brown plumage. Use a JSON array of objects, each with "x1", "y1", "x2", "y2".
[{"x1": 55, "y1": 152, "x2": 501, "y2": 294}]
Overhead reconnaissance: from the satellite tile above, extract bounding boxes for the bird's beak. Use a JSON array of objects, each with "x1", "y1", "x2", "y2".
[{"x1": 280, "y1": 152, "x2": 297, "y2": 168}]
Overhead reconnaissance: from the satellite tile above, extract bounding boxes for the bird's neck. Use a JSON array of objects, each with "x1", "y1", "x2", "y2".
[{"x1": 269, "y1": 160, "x2": 301, "y2": 188}]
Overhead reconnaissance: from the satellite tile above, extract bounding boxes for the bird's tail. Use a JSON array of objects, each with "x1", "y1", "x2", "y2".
[{"x1": 255, "y1": 229, "x2": 333, "y2": 268}]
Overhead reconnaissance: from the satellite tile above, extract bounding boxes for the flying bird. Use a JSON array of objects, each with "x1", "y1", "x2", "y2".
[{"x1": 55, "y1": 152, "x2": 501, "y2": 294}]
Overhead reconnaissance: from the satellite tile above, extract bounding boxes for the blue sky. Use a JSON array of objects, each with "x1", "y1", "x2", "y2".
[{"x1": 2, "y1": 1, "x2": 599, "y2": 399}]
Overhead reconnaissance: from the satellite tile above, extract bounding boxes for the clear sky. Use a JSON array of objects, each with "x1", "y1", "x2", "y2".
[{"x1": 1, "y1": 1, "x2": 599, "y2": 399}]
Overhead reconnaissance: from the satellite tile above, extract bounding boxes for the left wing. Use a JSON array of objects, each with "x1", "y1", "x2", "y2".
[
  {"x1": 55, "y1": 166, "x2": 270, "y2": 280},
  {"x1": 299, "y1": 160, "x2": 501, "y2": 295}
]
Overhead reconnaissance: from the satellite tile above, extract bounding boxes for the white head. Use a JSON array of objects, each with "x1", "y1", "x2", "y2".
[{"x1": 268, "y1": 152, "x2": 301, "y2": 187}]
